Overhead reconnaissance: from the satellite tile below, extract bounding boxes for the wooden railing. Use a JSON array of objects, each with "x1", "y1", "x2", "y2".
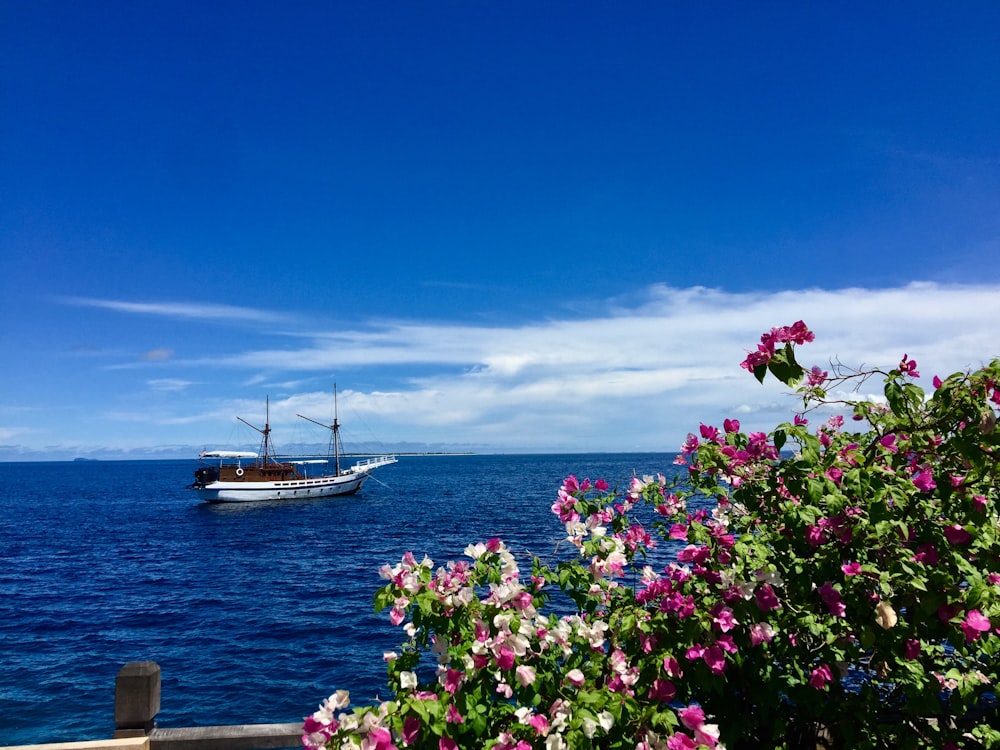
[{"x1": 2, "y1": 663, "x2": 302, "y2": 750}]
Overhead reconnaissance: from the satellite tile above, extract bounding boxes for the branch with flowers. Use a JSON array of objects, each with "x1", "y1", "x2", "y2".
[{"x1": 303, "y1": 323, "x2": 1000, "y2": 750}]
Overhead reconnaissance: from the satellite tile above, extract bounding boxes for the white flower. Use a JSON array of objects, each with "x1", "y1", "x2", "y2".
[
  {"x1": 399, "y1": 671, "x2": 417, "y2": 689},
  {"x1": 382, "y1": 651, "x2": 397, "y2": 662},
  {"x1": 464, "y1": 542, "x2": 488, "y2": 559},
  {"x1": 597, "y1": 711, "x2": 614, "y2": 732}
]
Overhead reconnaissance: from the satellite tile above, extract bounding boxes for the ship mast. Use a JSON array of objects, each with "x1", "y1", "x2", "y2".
[
  {"x1": 296, "y1": 385, "x2": 342, "y2": 475},
  {"x1": 237, "y1": 396, "x2": 274, "y2": 465}
]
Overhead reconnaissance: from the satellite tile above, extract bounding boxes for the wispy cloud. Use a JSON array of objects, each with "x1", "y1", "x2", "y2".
[
  {"x1": 141, "y1": 348, "x2": 175, "y2": 362},
  {"x1": 60, "y1": 297, "x2": 294, "y2": 325},
  {"x1": 146, "y1": 378, "x2": 192, "y2": 392},
  {"x1": 162, "y1": 282, "x2": 1000, "y2": 451}
]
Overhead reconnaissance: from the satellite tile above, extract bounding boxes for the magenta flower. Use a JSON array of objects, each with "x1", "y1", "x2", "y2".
[
  {"x1": 446, "y1": 705, "x2": 464, "y2": 724},
  {"x1": 841, "y1": 562, "x2": 862, "y2": 576},
  {"x1": 667, "y1": 733, "x2": 697, "y2": 750},
  {"x1": 904, "y1": 639, "x2": 921, "y2": 660},
  {"x1": 711, "y1": 604, "x2": 739, "y2": 633},
  {"x1": 899, "y1": 354, "x2": 920, "y2": 378},
  {"x1": 809, "y1": 664, "x2": 833, "y2": 689},
  {"x1": 496, "y1": 645, "x2": 515, "y2": 670},
  {"x1": 664, "y1": 655, "x2": 683, "y2": 678},
  {"x1": 402, "y1": 717, "x2": 420, "y2": 744},
  {"x1": 912, "y1": 470, "x2": 936, "y2": 492},
  {"x1": 723, "y1": 418, "x2": 740, "y2": 433},
  {"x1": 912, "y1": 543, "x2": 939, "y2": 565},
  {"x1": 439, "y1": 739, "x2": 458, "y2": 750},
  {"x1": 527, "y1": 714, "x2": 549, "y2": 735},
  {"x1": 648, "y1": 678, "x2": 676, "y2": 702},
  {"x1": 807, "y1": 365, "x2": 827, "y2": 386},
  {"x1": 703, "y1": 644, "x2": 727, "y2": 674},
  {"x1": 818, "y1": 582, "x2": 846, "y2": 617},
  {"x1": 879, "y1": 434, "x2": 898, "y2": 453},
  {"x1": 678, "y1": 705, "x2": 706, "y2": 731},
  {"x1": 755, "y1": 583, "x2": 780, "y2": 612},
  {"x1": 960, "y1": 610, "x2": 992, "y2": 643},
  {"x1": 805, "y1": 525, "x2": 827, "y2": 547},
  {"x1": 943, "y1": 524, "x2": 973, "y2": 545}
]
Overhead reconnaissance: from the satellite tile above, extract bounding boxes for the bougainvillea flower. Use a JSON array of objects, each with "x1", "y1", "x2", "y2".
[
  {"x1": 943, "y1": 524, "x2": 973, "y2": 544},
  {"x1": 912, "y1": 471, "x2": 936, "y2": 492},
  {"x1": 809, "y1": 664, "x2": 833, "y2": 689},
  {"x1": 755, "y1": 583, "x2": 780, "y2": 611},
  {"x1": 960, "y1": 610, "x2": 992, "y2": 643}
]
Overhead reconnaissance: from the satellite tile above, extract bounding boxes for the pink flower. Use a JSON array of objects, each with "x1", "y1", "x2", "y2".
[
  {"x1": 960, "y1": 610, "x2": 992, "y2": 643},
  {"x1": 678, "y1": 705, "x2": 706, "y2": 730},
  {"x1": 402, "y1": 717, "x2": 420, "y2": 744},
  {"x1": 805, "y1": 525, "x2": 827, "y2": 547},
  {"x1": 439, "y1": 739, "x2": 458, "y2": 750},
  {"x1": 446, "y1": 705, "x2": 464, "y2": 724},
  {"x1": 841, "y1": 562, "x2": 862, "y2": 576},
  {"x1": 442, "y1": 668, "x2": 463, "y2": 695},
  {"x1": 755, "y1": 583, "x2": 780, "y2": 612},
  {"x1": 878, "y1": 434, "x2": 898, "y2": 453},
  {"x1": 515, "y1": 665, "x2": 536, "y2": 687},
  {"x1": 943, "y1": 524, "x2": 973, "y2": 545},
  {"x1": 904, "y1": 639, "x2": 921, "y2": 660},
  {"x1": 899, "y1": 354, "x2": 919, "y2": 378},
  {"x1": 703, "y1": 644, "x2": 727, "y2": 674},
  {"x1": 711, "y1": 604, "x2": 739, "y2": 633},
  {"x1": 912, "y1": 471, "x2": 936, "y2": 492},
  {"x1": 664, "y1": 655, "x2": 683, "y2": 677},
  {"x1": 723, "y1": 418, "x2": 741, "y2": 433},
  {"x1": 366, "y1": 727, "x2": 396, "y2": 750},
  {"x1": 825, "y1": 467, "x2": 843, "y2": 485},
  {"x1": 527, "y1": 714, "x2": 549, "y2": 736},
  {"x1": 973, "y1": 494, "x2": 988, "y2": 512},
  {"x1": 809, "y1": 664, "x2": 833, "y2": 689},
  {"x1": 648, "y1": 678, "x2": 676, "y2": 702},
  {"x1": 565, "y1": 669, "x2": 585, "y2": 687},
  {"x1": 818, "y1": 582, "x2": 846, "y2": 617},
  {"x1": 750, "y1": 622, "x2": 776, "y2": 646},
  {"x1": 667, "y1": 733, "x2": 697, "y2": 750},
  {"x1": 807, "y1": 366, "x2": 827, "y2": 386}
]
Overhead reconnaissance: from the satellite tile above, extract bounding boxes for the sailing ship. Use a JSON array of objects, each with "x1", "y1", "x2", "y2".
[{"x1": 190, "y1": 392, "x2": 396, "y2": 503}]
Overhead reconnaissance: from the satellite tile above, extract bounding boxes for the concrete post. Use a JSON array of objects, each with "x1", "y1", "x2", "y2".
[{"x1": 114, "y1": 661, "x2": 161, "y2": 738}]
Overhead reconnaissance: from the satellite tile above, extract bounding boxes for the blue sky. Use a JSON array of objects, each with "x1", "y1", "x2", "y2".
[{"x1": 1, "y1": 2, "x2": 999, "y2": 459}]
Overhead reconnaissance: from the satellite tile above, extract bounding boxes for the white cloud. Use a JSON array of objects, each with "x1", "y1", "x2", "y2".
[
  {"x1": 153, "y1": 281, "x2": 999, "y2": 451},
  {"x1": 60, "y1": 297, "x2": 293, "y2": 325},
  {"x1": 18, "y1": 282, "x2": 1000, "y2": 456}
]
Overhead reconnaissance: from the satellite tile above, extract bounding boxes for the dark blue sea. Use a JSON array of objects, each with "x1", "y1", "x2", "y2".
[{"x1": 0, "y1": 454, "x2": 674, "y2": 745}]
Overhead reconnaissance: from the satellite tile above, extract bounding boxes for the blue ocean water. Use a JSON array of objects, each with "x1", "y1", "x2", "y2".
[{"x1": 0, "y1": 454, "x2": 673, "y2": 745}]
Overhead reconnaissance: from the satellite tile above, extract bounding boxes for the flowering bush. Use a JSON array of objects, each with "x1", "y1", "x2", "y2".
[{"x1": 303, "y1": 323, "x2": 1000, "y2": 749}]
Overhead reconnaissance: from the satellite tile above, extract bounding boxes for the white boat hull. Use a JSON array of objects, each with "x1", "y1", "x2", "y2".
[{"x1": 195, "y1": 470, "x2": 367, "y2": 503}]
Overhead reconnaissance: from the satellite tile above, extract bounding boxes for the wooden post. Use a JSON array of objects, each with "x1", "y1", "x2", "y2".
[{"x1": 114, "y1": 662, "x2": 161, "y2": 738}]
